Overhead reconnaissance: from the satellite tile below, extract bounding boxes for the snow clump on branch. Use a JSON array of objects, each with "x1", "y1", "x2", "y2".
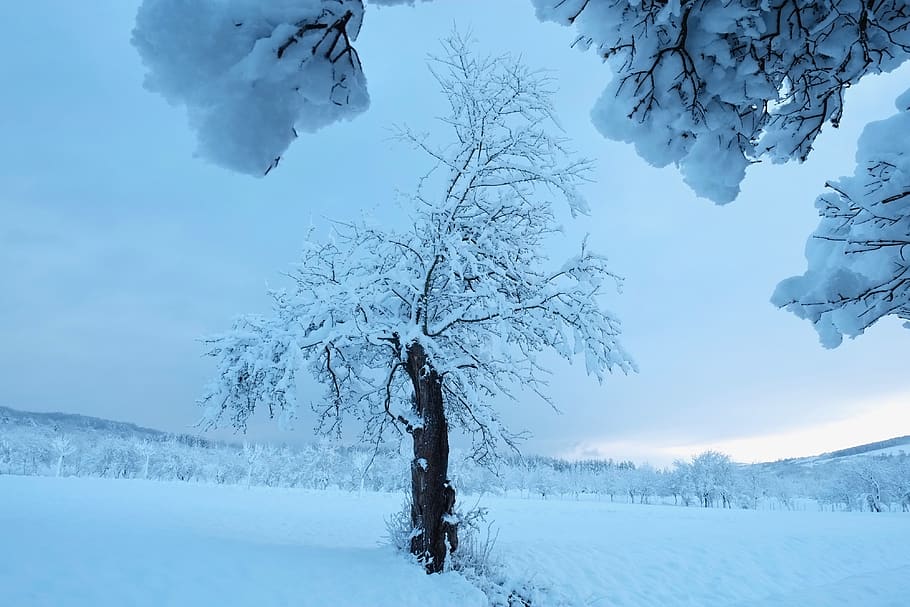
[
  {"x1": 773, "y1": 89, "x2": 910, "y2": 346},
  {"x1": 132, "y1": 0, "x2": 370, "y2": 175},
  {"x1": 532, "y1": 0, "x2": 910, "y2": 203}
]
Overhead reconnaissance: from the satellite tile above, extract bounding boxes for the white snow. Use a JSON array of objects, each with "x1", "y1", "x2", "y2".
[
  {"x1": 2, "y1": 476, "x2": 909, "y2": 606},
  {"x1": 0, "y1": 477, "x2": 483, "y2": 607}
]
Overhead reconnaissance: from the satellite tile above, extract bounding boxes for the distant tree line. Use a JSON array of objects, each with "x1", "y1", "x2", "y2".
[{"x1": 2, "y1": 424, "x2": 908, "y2": 513}]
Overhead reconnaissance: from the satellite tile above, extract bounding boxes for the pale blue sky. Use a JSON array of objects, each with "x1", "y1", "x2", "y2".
[{"x1": 2, "y1": 0, "x2": 908, "y2": 463}]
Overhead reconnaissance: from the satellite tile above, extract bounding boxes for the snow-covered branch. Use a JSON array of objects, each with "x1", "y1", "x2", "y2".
[
  {"x1": 533, "y1": 0, "x2": 910, "y2": 203},
  {"x1": 773, "y1": 89, "x2": 910, "y2": 346}
]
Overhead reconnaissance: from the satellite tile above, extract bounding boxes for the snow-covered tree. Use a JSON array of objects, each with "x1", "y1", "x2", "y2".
[
  {"x1": 531, "y1": 462, "x2": 560, "y2": 499},
  {"x1": 737, "y1": 464, "x2": 768, "y2": 510},
  {"x1": 0, "y1": 438, "x2": 11, "y2": 475},
  {"x1": 349, "y1": 448, "x2": 372, "y2": 494},
  {"x1": 669, "y1": 460, "x2": 692, "y2": 506},
  {"x1": 199, "y1": 37, "x2": 633, "y2": 572},
  {"x1": 885, "y1": 456, "x2": 910, "y2": 512},
  {"x1": 242, "y1": 441, "x2": 266, "y2": 488},
  {"x1": 51, "y1": 434, "x2": 76, "y2": 478},
  {"x1": 534, "y1": 0, "x2": 910, "y2": 344},
  {"x1": 773, "y1": 91, "x2": 910, "y2": 346},
  {"x1": 94, "y1": 439, "x2": 140, "y2": 479},
  {"x1": 817, "y1": 465, "x2": 860, "y2": 511},
  {"x1": 689, "y1": 450, "x2": 735, "y2": 507},
  {"x1": 160, "y1": 436, "x2": 199, "y2": 481},
  {"x1": 842, "y1": 456, "x2": 910, "y2": 512},
  {"x1": 628, "y1": 464, "x2": 659, "y2": 504},
  {"x1": 134, "y1": 439, "x2": 156, "y2": 480}
]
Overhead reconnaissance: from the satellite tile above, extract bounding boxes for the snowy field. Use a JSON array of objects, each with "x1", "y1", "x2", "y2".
[{"x1": 2, "y1": 476, "x2": 909, "y2": 606}]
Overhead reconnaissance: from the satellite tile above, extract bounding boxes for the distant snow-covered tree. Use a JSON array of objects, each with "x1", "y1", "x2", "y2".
[
  {"x1": 199, "y1": 36, "x2": 633, "y2": 572},
  {"x1": 51, "y1": 435, "x2": 76, "y2": 478},
  {"x1": 817, "y1": 465, "x2": 860, "y2": 511},
  {"x1": 242, "y1": 441, "x2": 266, "y2": 488},
  {"x1": 161, "y1": 437, "x2": 199, "y2": 482},
  {"x1": 844, "y1": 456, "x2": 905, "y2": 512},
  {"x1": 629, "y1": 464, "x2": 659, "y2": 504},
  {"x1": 0, "y1": 438, "x2": 11, "y2": 475},
  {"x1": 669, "y1": 459, "x2": 692, "y2": 506},
  {"x1": 134, "y1": 439, "x2": 156, "y2": 480},
  {"x1": 737, "y1": 464, "x2": 768, "y2": 510},
  {"x1": 349, "y1": 449, "x2": 371, "y2": 494},
  {"x1": 886, "y1": 456, "x2": 910, "y2": 512},
  {"x1": 94, "y1": 440, "x2": 140, "y2": 479},
  {"x1": 597, "y1": 462, "x2": 620, "y2": 502},
  {"x1": 689, "y1": 450, "x2": 735, "y2": 508}
]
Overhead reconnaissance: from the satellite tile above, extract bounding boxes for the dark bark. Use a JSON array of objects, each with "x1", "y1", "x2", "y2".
[{"x1": 405, "y1": 341, "x2": 455, "y2": 573}]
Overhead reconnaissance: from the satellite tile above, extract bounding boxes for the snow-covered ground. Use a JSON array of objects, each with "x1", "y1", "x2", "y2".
[{"x1": 2, "y1": 476, "x2": 909, "y2": 606}]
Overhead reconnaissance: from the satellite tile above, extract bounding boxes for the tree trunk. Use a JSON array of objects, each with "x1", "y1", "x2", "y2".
[{"x1": 405, "y1": 341, "x2": 453, "y2": 574}]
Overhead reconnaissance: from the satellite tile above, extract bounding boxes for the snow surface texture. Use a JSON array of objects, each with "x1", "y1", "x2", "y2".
[
  {"x1": 532, "y1": 0, "x2": 910, "y2": 203},
  {"x1": 773, "y1": 89, "x2": 910, "y2": 346},
  {"x1": 2, "y1": 476, "x2": 910, "y2": 606}
]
